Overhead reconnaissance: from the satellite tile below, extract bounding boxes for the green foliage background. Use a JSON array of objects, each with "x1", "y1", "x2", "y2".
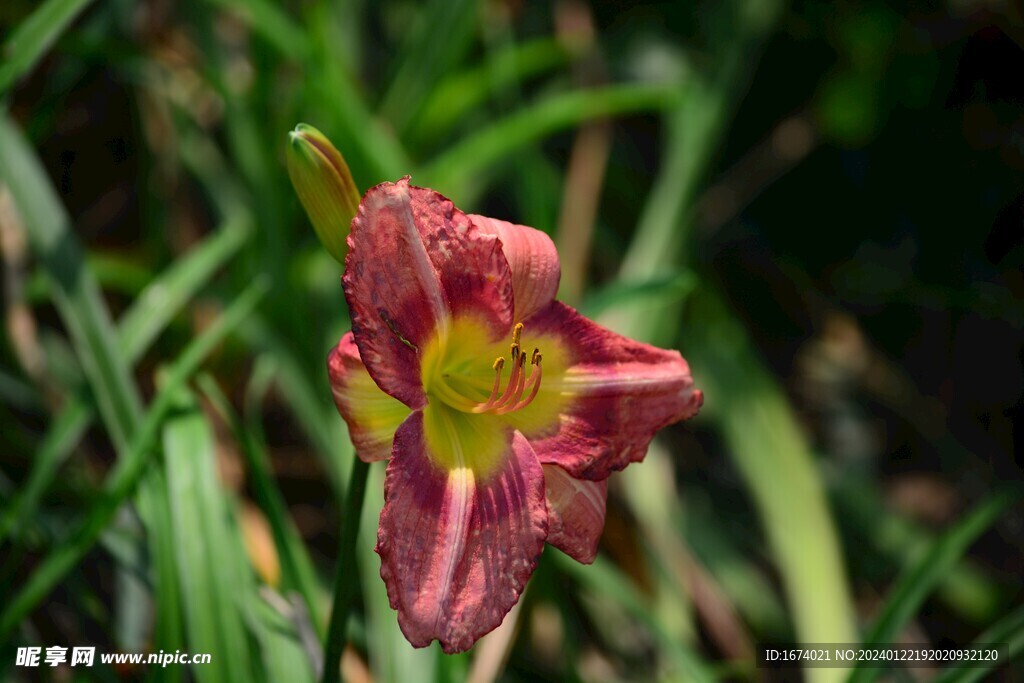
[{"x1": 0, "y1": 0, "x2": 1021, "y2": 681}]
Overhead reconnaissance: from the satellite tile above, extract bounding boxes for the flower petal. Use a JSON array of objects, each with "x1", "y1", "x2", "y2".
[
  {"x1": 522, "y1": 301, "x2": 703, "y2": 480},
  {"x1": 344, "y1": 179, "x2": 514, "y2": 408},
  {"x1": 470, "y1": 215, "x2": 561, "y2": 322},
  {"x1": 376, "y1": 411, "x2": 547, "y2": 653},
  {"x1": 328, "y1": 333, "x2": 411, "y2": 462},
  {"x1": 543, "y1": 464, "x2": 607, "y2": 564}
]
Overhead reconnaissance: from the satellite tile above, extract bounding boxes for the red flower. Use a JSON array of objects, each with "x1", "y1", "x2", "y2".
[{"x1": 329, "y1": 178, "x2": 702, "y2": 652}]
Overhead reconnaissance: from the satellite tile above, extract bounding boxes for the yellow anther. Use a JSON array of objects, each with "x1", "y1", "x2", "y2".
[
  {"x1": 512, "y1": 323, "x2": 523, "y2": 345},
  {"x1": 492, "y1": 357, "x2": 505, "y2": 371}
]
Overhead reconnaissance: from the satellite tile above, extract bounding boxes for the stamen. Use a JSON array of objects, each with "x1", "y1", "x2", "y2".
[
  {"x1": 493, "y1": 353, "x2": 526, "y2": 410},
  {"x1": 456, "y1": 323, "x2": 543, "y2": 415},
  {"x1": 498, "y1": 352, "x2": 542, "y2": 414}
]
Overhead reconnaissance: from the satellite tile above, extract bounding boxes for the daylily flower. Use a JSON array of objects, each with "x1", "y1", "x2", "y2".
[{"x1": 328, "y1": 178, "x2": 702, "y2": 653}]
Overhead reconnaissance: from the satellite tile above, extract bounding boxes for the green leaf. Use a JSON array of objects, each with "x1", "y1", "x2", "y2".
[
  {"x1": 0, "y1": 370, "x2": 43, "y2": 412},
  {"x1": 0, "y1": 399, "x2": 89, "y2": 546},
  {"x1": 580, "y1": 271, "x2": 697, "y2": 319},
  {"x1": 137, "y1": 470, "x2": 185, "y2": 683},
  {"x1": 410, "y1": 37, "x2": 572, "y2": 147},
  {"x1": 848, "y1": 488, "x2": 1022, "y2": 683},
  {"x1": 204, "y1": 0, "x2": 308, "y2": 61},
  {"x1": 552, "y1": 552, "x2": 717, "y2": 683},
  {"x1": 86, "y1": 252, "x2": 154, "y2": 296},
  {"x1": 684, "y1": 287, "x2": 858, "y2": 683},
  {"x1": 0, "y1": 279, "x2": 268, "y2": 640},
  {"x1": 163, "y1": 392, "x2": 255, "y2": 683},
  {"x1": 421, "y1": 83, "x2": 683, "y2": 194},
  {"x1": 682, "y1": 496, "x2": 790, "y2": 638},
  {"x1": 304, "y1": 41, "x2": 411, "y2": 183},
  {"x1": 0, "y1": 219, "x2": 249, "y2": 546},
  {"x1": 0, "y1": 116, "x2": 150, "y2": 639},
  {"x1": 614, "y1": 0, "x2": 784, "y2": 338},
  {"x1": 832, "y1": 480, "x2": 1002, "y2": 624},
  {"x1": 0, "y1": 0, "x2": 95, "y2": 97},
  {"x1": 246, "y1": 595, "x2": 318, "y2": 683},
  {"x1": 378, "y1": 0, "x2": 480, "y2": 136},
  {"x1": 930, "y1": 605, "x2": 1024, "y2": 683},
  {"x1": 118, "y1": 216, "x2": 250, "y2": 359},
  {"x1": 0, "y1": 114, "x2": 142, "y2": 454},
  {"x1": 239, "y1": 316, "x2": 349, "y2": 498},
  {"x1": 198, "y1": 373, "x2": 326, "y2": 634}
]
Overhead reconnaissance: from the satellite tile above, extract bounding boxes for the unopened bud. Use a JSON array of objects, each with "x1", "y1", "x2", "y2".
[{"x1": 286, "y1": 123, "x2": 360, "y2": 263}]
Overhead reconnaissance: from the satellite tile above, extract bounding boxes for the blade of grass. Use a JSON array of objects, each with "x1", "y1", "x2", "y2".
[
  {"x1": 608, "y1": 0, "x2": 783, "y2": 341},
  {"x1": 508, "y1": 148, "x2": 562, "y2": 234},
  {"x1": 85, "y1": 252, "x2": 154, "y2": 296},
  {"x1": 833, "y1": 479, "x2": 1003, "y2": 624},
  {"x1": 175, "y1": 100, "x2": 353, "y2": 512},
  {"x1": 0, "y1": 0, "x2": 95, "y2": 97},
  {"x1": 0, "y1": 113, "x2": 152, "y2": 645},
  {"x1": 188, "y1": 12, "x2": 297, "y2": 345},
  {"x1": 378, "y1": 0, "x2": 480, "y2": 136},
  {"x1": 304, "y1": 39, "x2": 411, "y2": 183},
  {"x1": 551, "y1": 552, "x2": 717, "y2": 683},
  {"x1": 118, "y1": 216, "x2": 250, "y2": 358},
  {"x1": 137, "y1": 469, "x2": 185, "y2": 683},
  {"x1": 615, "y1": 76, "x2": 728, "y2": 289},
  {"x1": 410, "y1": 37, "x2": 573, "y2": 147},
  {"x1": 247, "y1": 593, "x2": 318, "y2": 683},
  {"x1": 0, "y1": 114, "x2": 142, "y2": 454},
  {"x1": 682, "y1": 495, "x2": 790, "y2": 639},
  {"x1": 847, "y1": 488, "x2": 1022, "y2": 683},
  {"x1": 239, "y1": 316, "x2": 349, "y2": 495},
  {"x1": 596, "y1": 4, "x2": 857, "y2": 681},
  {"x1": 204, "y1": 0, "x2": 309, "y2": 61},
  {"x1": 0, "y1": 279, "x2": 268, "y2": 640},
  {"x1": 198, "y1": 373, "x2": 326, "y2": 634},
  {"x1": 163, "y1": 390, "x2": 255, "y2": 683},
  {"x1": 685, "y1": 286, "x2": 858, "y2": 683},
  {"x1": 0, "y1": 397, "x2": 88, "y2": 547},
  {"x1": 300, "y1": 0, "x2": 365, "y2": 75},
  {"x1": 178, "y1": 122, "x2": 350, "y2": 496},
  {"x1": 421, "y1": 83, "x2": 683, "y2": 195},
  {"x1": 580, "y1": 271, "x2": 698, "y2": 320},
  {"x1": 0, "y1": 371, "x2": 43, "y2": 412},
  {"x1": 931, "y1": 605, "x2": 1024, "y2": 683},
  {"x1": 617, "y1": 448, "x2": 697, "y2": 645},
  {"x1": 0, "y1": 218, "x2": 250, "y2": 545}
]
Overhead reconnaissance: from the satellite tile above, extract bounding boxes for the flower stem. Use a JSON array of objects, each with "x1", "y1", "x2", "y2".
[{"x1": 321, "y1": 456, "x2": 370, "y2": 683}]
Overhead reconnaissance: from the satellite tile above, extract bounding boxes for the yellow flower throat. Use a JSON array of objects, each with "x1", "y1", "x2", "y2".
[{"x1": 424, "y1": 322, "x2": 543, "y2": 415}]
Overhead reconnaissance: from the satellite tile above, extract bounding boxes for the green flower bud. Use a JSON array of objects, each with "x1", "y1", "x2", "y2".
[{"x1": 286, "y1": 123, "x2": 360, "y2": 264}]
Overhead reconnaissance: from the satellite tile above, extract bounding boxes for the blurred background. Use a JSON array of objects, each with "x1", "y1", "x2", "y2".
[{"x1": 0, "y1": 0, "x2": 1022, "y2": 681}]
